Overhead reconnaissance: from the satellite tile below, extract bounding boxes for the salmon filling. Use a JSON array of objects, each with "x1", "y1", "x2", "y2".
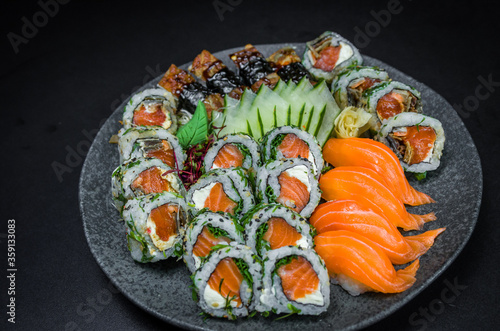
[
  {"x1": 207, "y1": 258, "x2": 243, "y2": 307},
  {"x1": 131, "y1": 167, "x2": 173, "y2": 195},
  {"x1": 350, "y1": 77, "x2": 381, "y2": 92},
  {"x1": 147, "y1": 204, "x2": 179, "y2": 251},
  {"x1": 142, "y1": 140, "x2": 175, "y2": 168},
  {"x1": 213, "y1": 144, "x2": 244, "y2": 169},
  {"x1": 277, "y1": 256, "x2": 319, "y2": 301},
  {"x1": 278, "y1": 134, "x2": 310, "y2": 159},
  {"x1": 277, "y1": 172, "x2": 309, "y2": 213},
  {"x1": 132, "y1": 102, "x2": 168, "y2": 127},
  {"x1": 193, "y1": 226, "x2": 230, "y2": 258},
  {"x1": 262, "y1": 217, "x2": 302, "y2": 250},
  {"x1": 204, "y1": 182, "x2": 238, "y2": 215},
  {"x1": 313, "y1": 45, "x2": 341, "y2": 71},
  {"x1": 390, "y1": 126, "x2": 437, "y2": 165},
  {"x1": 376, "y1": 90, "x2": 418, "y2": 121}
]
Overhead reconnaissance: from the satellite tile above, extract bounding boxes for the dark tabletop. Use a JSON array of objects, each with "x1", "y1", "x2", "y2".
[{"x1": 1, "y1": 0, "x2": 499, "y2": 330}]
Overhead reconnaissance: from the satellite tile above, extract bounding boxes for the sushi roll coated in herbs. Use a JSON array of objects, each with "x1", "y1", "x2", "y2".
[
  {"x1": 332, "y1": 66, "x2": 390, "y2": 110},
  {"x1": 242, "y1": 204, "x2": 314, "y2": 257},
  {"x1": 229, "y1": 44, "x2": 280, "y2": 92},
  {"x1": 192, "y1": 243, "x2": 262, "y2": 319},
  {"x1": 122, "y1": 87, "x2": 178, "y2": 132},
  {"x1": 303, "y1": 31, "x2": 363, "y2": 83},
  {"x1": 267, "y1": 47, "x2": 314, "y2": 84},
  {"x1": 257, "y1": 246, "x2": 330, "y2": 315},
  {"x1": 377, "y1": 112, "x2": 445, "y2": 173},
  {"x1": 189, "y1": 50, "x2": 246, "y2": 98},
  {"x1": 183, "y1": 211, "x2": 245, "y2": 273},
  {"x1": 122, "y1": 192, "x2": 188, "y2": 263},
  {"x1": 361, "y1": 81, "x2": 422, "y2": 129},
  {"x1": 261, "y1": 126, "x2": 324, "y2": 176},
  {"x1": 117, "y1": 126, "x2": 186, "y2": 169},
  {"x1": 203, "y1": 133, "x2": 260, "y2": 173},
  {"x1": 256, "y1": 158, "x2": 321, "y2": 218},
  {"x1": 111, "y1": 158, "x2": 186, "y2": 211},
  {"x1": 186, "y1": 167, "x2": 255, "y2": 217}
]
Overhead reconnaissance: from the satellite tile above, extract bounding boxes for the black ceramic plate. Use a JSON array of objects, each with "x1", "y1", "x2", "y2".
[{"x1": 79, "y1": 43, "x2": 482, "y2": 330}]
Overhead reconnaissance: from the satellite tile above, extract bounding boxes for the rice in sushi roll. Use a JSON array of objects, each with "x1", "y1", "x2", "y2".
[
  {"x1": 377, "y1": 112, "x2": 445, "y2": 173},
  {"x1": 186, "y1": 167, "x2": 255, "y2": 216},
  {"x1": 257, "y1": 246, "x2": 330, "y2": 315},
  {"x1": 111, "y1": 158, "x2": 185, "y2": 210},
  {"x1": 203, "y1": 133, "x2": 260, "y2": 173},
  {"x1": 183, "y1": 211, "x2": 245, "y2": 273},
  {"x1": 260, "y1": 126, "x2": 324, "y2": 176},
  {"x1": 122, "y1": 87, "x2": 178, "y2": 132},
  {"x1": 191, "y1": 243, "x2": 262, "y2": 319},
  {"x1": 243, "y1": 203, "x2": 314, "y2": 257},
  {"x1": 332, "y1": 66, "x2": 390, "y2": 109},
  {"x1": 123, "y1": 192, "x2": 188, "y2": 263},
  {"x1": 303, "y1": 31, "x2": 363, "y2": 83},
  {"x1": 256, "y1": 158, "x2": 320, "y2": 218},
  {"x1": 117, "y1": 126, "x2": 186, "y2": 169}
]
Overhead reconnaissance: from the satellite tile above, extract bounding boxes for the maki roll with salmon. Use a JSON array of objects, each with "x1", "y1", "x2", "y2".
[
  {"x1": 243, "y1": 204, "x2": 314, "y2": 257},
  {"x1": 192, "y1": 243, "x2": 262, "y2": 319},
  {"x1": 303, "y1": 31, "x2": 363, "y2": 83},
  {"x1": 332, "y1": 66, "x2": 390, "y2": 109},
  {"x1": 258, "y1": 246, "x2": 330, "y2": 315},
  {"x1": 117, "y1": 126, "x2": 186, "y2": 169},
  {"x1": 123, "y1": 192, "x2": 188, "y2": 263},
  {"x1": 183, "y1": 211, "x2": 245, "y2": 273},
  {"x1": 377, "y1": 113, "x2": 445, "y2": 173},
  {"x1": 361, "y1": 81, "x2": 422, "y2": 130},
  {"x1": 122, "y1": 87, "x2": 178, "y2": 132},
  {"x1": 256, "y1": 158, "x2": 321, "y2": 218},
  {"x1": 261, "y1": 126, "x2": 324, "y2": 176},
  {"x1": 267, "y1": 47, "x2": 313, "y2": 84},
  {"x1": 186, "y1": 167, "x2": 255, "y2": 216},
  {"x1": 189, "y1": 50, "x2": 246, "y2": 99},
  {"x1": 229, "y1": 44, "x2": 280, "y2": 92},
  {"x1": 203, "y1": 133, "x2": 260, "y2": 173},
  {"x1": 111, "y1": 158, "x2": 186, "y2": 210}
]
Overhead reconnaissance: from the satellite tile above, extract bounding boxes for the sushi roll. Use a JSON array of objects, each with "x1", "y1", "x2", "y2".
[
  {"x1": 361, "y1": 81, "x2": 422, "y2": 129},
  {"x1": 189, "y1": 50, "x2": 246, "y2": 98},
  {"x1": 192, "y1": 243, "x2": 262, "y2": 319},
  {"x1": 117, "y1": 126, "x2": 186, "y2": 169},
  {"x1": 111, "y1": 158, "x2": 186, "y2": 210},
  {"x1": 229, "y1": 44, "x2": 280, "y2": 92},
  {"x1": 303, "y1": 31, "x2": 363, "y2": 83},
  {"x1": 123, "y1": 192, "x2": 188, "y2": 263},
  {"x1": 183, "y1": 211, "x2": 245, "y2": 273},
  {"x1": 256, "y1": 158, "x2": 321, "y2": 218},
  {"x1": 203, "y1": 133, "x2": 260, "y2": 173},
  {"x1": 186, "y1": 167, "x2": 255, "y2": 216},
  {"x1": 243, "y1": 204, "x2": 314, "y2": 257},
  {"x1": 261, "y1": 126, "x2": 324, "y2": 176},
  {"x1": 267, "y1": 47, "x2": 314, "y2": 84},
  {"x1": 158, "y1": 64, "x2": 216, "y2": 114},
  {"x1": 258, "y1": 246, "x2": 330, "y2": 315},
  {"x1": 332, "y1": 66, "x2": 390, "y2": 109},
  {"x1": 377, "y1": 113, "x2": 445, "y2": 173},
  {"x1": 122, "y1": 87, "x2": 178, "y2": 132}
]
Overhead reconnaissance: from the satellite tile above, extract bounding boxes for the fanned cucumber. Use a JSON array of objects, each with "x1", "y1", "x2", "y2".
[
  {"x1": 307, "y1": 80, "x2": 341, "y2": 145},
  {"x1": 250, "y1": 85, "x2": 289, "y2": 140}
]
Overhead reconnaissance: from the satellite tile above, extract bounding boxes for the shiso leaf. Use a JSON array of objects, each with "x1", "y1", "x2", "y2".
[{"x1": 176, "y1": 101, "x2": 208, "y2": 149}]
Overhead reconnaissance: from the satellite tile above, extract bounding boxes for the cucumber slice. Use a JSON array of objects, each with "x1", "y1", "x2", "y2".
[
  {"x1": 306, "y1": 80, "x2": 342, "y2": 146},
  {"x1": 279, "y1": 78, "x2": 314, "y2": 126},
  {"x1": 249, "y1": 85, "x2": 289, "y2": 140},
  {"x1": 219, "y1": 89, "x2": 256, "y2": 136},
  {"x1": 272, "y1": 79, "x2": 286, "y2": 95}
]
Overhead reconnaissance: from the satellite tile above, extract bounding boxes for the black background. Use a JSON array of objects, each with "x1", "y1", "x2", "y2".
[{"x1": 1, "y1": 0, "x2": 499, "y2": 330}]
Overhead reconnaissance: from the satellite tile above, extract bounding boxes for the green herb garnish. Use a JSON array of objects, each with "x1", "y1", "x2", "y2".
[{"x1": 176, "y1": 101, "x2": 209, "y2": 149}]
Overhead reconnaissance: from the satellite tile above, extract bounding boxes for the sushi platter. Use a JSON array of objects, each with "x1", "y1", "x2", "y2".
[{"x1": 80, "y1": 37, "x2": 482, "y2": 330}]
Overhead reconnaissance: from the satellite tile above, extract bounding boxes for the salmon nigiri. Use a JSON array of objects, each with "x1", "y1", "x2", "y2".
[
  {"x1": 314, "y1": 230, "x2": 420, "y2": 295},
  {"x1": 319, "y1": 166, "x2": 436, "y2": 231},
  {"x1": 310, "y1": 200, "x2": 445, "y2": 264},
  {"x1": 323, "y1": 138, "x2": 434, "y2": 206}
]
